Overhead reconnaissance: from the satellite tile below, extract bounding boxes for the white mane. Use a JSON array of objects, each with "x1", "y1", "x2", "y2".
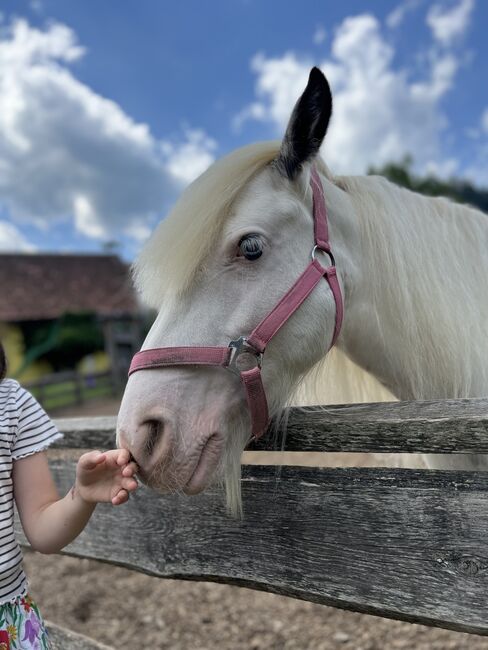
[
  {"x1": 336, "y1": 173, "x2": 488, "y2": 401},
  {"x1": 135, "y1": 142, "x2": 488, "y2": 408}
]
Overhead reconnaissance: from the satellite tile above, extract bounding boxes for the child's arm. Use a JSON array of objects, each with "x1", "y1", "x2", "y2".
[{"x1": 13, "y1": 448, "x2": 138, "y2": 554}]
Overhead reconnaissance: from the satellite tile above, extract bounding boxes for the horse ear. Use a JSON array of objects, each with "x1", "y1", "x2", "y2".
[{"x1": 276, "y1": 67, "x2": 332, "y2": 180}]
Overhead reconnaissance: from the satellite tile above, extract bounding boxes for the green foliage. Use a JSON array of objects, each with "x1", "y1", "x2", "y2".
[
  {"x1": 20, "y1": 312, "x2": 105, "y2": 371},
  {"x1": 368, "y1": 156, "x2": 488, "y2": 213}
]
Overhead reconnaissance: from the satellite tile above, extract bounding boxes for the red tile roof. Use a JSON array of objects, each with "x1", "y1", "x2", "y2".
[{"x1": 0, "y1": 254, "x2": 139, "y2": 321}]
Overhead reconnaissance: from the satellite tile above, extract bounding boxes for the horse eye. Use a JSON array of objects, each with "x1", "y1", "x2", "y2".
[{"x1": 238, "y1": 234, "x2": 263, "y2": 261}]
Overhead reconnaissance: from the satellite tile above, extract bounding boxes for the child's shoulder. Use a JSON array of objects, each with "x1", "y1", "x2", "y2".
[
  {"x1": 0, "y1": 378, "x2": 21, "y2": 399},
  {"x1": 0, "y1": 379, "x2": 27, "y2": 417}
]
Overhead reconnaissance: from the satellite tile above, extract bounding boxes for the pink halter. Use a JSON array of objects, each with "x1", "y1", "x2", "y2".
[{"x1": 129, "y1": 166, "x2": 344, "y2": 440}]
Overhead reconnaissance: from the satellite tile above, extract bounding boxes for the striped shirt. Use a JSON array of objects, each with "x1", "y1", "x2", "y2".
[{"x1": 0, "y1": 379, "x2": 62, "y2": 603}]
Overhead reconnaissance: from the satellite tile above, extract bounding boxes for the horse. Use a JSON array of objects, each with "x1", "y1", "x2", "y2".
[{"x1": 117, "y1": 67, "x2": 488, "y2": 516}]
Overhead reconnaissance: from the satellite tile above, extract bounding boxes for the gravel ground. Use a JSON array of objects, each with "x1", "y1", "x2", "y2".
[
  {"x1": 20, "y1": 397, "x2": 488, "y2": 650},
  {"x1": 23, "y1": 552, "x2": 488, "y2": 650}
]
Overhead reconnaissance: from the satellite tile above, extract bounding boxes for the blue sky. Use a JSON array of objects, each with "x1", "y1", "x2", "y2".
[{"x1": 0, "y1": 0, "x2": 486, "y2": 259}]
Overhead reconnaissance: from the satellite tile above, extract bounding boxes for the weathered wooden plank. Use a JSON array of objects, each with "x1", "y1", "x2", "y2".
[
  {"x1": 53, "y1": 417, "x2": 117, "y2": 450},
  {"x1": 54, "y1": 396, "x2": 488, "y2": 453},
  {"x1": 256, "y1": 399, "x2": 488, "y2": 453},
  {"x1": 19, "y1": 459, "x2": 488, "y2": 636},
  {"x1": 47, "y1": 622, "x2": 112, "y2": 649}
]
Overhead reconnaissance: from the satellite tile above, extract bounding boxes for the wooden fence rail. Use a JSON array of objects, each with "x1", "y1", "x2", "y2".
[
  {"x1": 24, "y1": 370, "x2": 116, "y2": 411},
  {"x1": 18, "y1": 398, "x2": 488, "y2": 648},
  {"x1": 55, "y1": 396, "x2": 488, "y2": 452}
]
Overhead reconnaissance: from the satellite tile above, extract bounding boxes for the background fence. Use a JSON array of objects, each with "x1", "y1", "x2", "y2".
[{"x1": 24, "y1": 370, "x2": 117, "y2": 411}]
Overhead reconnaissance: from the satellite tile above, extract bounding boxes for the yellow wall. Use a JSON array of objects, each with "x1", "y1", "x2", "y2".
[
  {"x1": 1, "y1": 323, "x2": 111, "y2": 382},
  {"x1": 77, "y1": 351, "x2": 110, "y2": 375},
  {"x1": 0, "y1": 323, "x2": 53, "y2": 382}
]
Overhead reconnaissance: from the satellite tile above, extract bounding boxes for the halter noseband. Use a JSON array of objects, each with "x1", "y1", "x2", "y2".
[{"x1": 128, "y1": 166, "x2": 344, "y2": 440}]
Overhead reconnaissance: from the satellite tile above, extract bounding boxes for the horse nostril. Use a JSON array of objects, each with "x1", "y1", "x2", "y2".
[{"x1": 143, "y1": 418, "x2": 164, "y2": 457}]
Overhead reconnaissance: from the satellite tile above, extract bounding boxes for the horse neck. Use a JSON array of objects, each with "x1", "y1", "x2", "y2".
[{"x1": 334, "y1": 175, "x2": 488, "y2": 401}]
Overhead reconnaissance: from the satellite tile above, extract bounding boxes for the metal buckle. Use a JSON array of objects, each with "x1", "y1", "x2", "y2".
[
  {"x1": 311, "y1": 245, "x2": 335, "y2": 266},
  {"x1": 228, "y1": 337, "x2": 263, "y2": 376}
]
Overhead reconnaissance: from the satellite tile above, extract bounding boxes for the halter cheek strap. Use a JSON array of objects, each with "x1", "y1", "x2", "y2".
[{"x1": 129, "y1": 165, "x2": 344, "y2": 440}]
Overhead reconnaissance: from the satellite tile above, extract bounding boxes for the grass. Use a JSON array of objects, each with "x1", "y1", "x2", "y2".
[{"x1": 29, "y1": 374, "x2": 116, "y2": 411}]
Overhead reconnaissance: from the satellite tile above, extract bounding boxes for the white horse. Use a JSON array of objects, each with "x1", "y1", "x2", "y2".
[{"x1": 117, "y1": 67, "x2": 488, "y2": 515}]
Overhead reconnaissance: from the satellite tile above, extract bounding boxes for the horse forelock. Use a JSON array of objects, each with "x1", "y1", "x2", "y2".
[
  {"x1": 132, "y1": 140, "x2": 337, "y2": 309},
  {"x1": 133, "y1": 141, "x2": 285, "y2": 308}
]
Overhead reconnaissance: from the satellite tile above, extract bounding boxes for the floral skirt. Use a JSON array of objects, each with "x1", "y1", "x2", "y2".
[{"x1": 0, "y1": 594, "x2": 50, "y2": 650}]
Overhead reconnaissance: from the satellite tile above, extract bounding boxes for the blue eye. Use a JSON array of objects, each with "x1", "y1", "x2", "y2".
[{"x1": 238, "y1": 234, "x2": 263, "y2": 261}]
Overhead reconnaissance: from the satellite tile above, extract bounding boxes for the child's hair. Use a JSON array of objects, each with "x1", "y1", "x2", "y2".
[{"x1": 0, "y1": 342, "x2": 6, "y2": 382}]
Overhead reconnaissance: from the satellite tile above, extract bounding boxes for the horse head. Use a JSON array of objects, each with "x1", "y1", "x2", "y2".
[{"x1": 117, "y1": 68, "x2": 358, "y2": 513}]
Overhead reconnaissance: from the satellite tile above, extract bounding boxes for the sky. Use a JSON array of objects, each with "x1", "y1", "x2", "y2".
[{"x1": 0, "y1": 0, "x2": 486, "y2": 260}]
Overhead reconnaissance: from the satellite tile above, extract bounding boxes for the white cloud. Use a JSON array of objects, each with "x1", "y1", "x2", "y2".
[
  {"x1": 482, "y1": 109, "x2": 488, "y2": 134},
  {"x1": 30, "y1": 0, "x2": 43, "y2": 14},
  {"x1": 236, "y1": 13, "x2": 463, "y2": 175},
  {"x1": 73, "y1": 195, "x2": 106, "y2": 240},
  {"x1": 232, "y1": 100, "x2": 267, "y2": 132},
  {"x1": 412, "y1": 51, "x2": 459, "y2": 100},
  {"x1": 162, "y1": 129, "x2": 218, "y2": 186},
  {"x1": 458, "y1": 108, "x2": 488, "y2": 184},
  {"x1": 313, "y1": 25, "x2": 327, "y2": 45},
  {"x1": 386, "y1": 0, "x2": 422, "y2": 29},
  {"x1": 0, "y1": 221, "x2": 35, "y2": 251},
  {"x1": 426, "y1": 0, "x2": 474, "y2": 46},
  {"x1": 0, "y1": 19, "x2": 216, "y2": 242},
  {"x1": 246, "y1": 53, "x2": 313, "y2": 129},
  {"x1": 424, "y1": 157, "x2": 459, "y2": 177},
  {"x1": 123, "y1": 220, "x2": 153, "y2": 243}
]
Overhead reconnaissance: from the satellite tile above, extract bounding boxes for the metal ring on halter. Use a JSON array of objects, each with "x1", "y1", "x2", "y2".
[
  {"x1": 227, "y1": 336, "x2": 263, "y2": 377},
  {"x1": 311, "y1": 245, "x2": 335, "y2": 266}
]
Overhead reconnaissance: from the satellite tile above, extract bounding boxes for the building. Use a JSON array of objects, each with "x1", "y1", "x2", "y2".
[{"x1": 0, "y1": 253, "x2": 144, "y2": 385}]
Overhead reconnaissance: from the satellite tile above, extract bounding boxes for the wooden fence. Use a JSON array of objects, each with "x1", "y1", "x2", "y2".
[
  {"x1": 17, "y1": 397, "x2": 488, "y2": 648},
  {"x1": 24, "y1": 370, "x2": 116, "y2": 411}
]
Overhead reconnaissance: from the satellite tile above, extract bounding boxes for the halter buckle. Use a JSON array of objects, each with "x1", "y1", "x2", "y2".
[
  {"x1": 228, "y1": 337, "x2": 263, "y2": 376},
  {"x1": 311, "y1": 244, "x2": 335, "y2": 267}
]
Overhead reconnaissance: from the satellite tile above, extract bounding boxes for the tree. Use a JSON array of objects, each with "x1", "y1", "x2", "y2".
[
  {"x1": 368, "y1": 157, "x2": 488, "y2": 213},
  {"x1": 20, "y1": 313, "x2": 105, "y2": 372}
]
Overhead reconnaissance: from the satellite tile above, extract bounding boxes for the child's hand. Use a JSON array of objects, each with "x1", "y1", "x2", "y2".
[{"x1": 75, "y1": 449, "x2": 138, "y2": 506}]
